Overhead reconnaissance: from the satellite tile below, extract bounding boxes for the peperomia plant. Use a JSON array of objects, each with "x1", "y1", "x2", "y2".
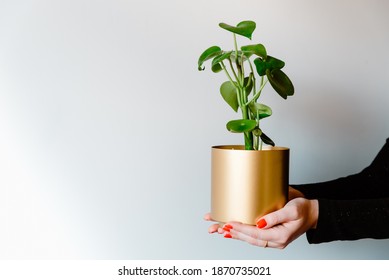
[{"x1": 198, "y1": 20, "x2": 294, "y2": 150}]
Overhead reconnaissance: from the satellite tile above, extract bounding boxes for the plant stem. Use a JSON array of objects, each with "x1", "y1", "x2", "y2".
[
  {"x1": 233, "y1": 34, "x2": 244, "y2": 86},
  {"x1": 228, "y1": 58, "x2": 239, "y2": 82},
  {"x1": 233, "y1": 34, "x2": 254, "y2": 150},
  {"x1": 246, "y1": 77, "x2": 268, "y2": 106},
  {"x1": 248, "y1": 60, "x2": 257, "y2": 100},
  {"x1": 221, "y1": 62, "x2": 233, "y2": 82},
  {"x1": 233, "y1": 34, "x2": 239, "y2": 58},
  {"x1": 253, "y1": 134, "x2": 258, "y2": 150},
  {"x1": 244, "y1": 132, "x2": 254, "y2": 150},
  {"x1": 240, "y1": 93, "x2": 253, "y2": 150}
]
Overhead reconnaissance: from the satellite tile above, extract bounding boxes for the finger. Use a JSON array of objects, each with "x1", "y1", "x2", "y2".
[
  {"x1": 208, "y1": 223, "x2": 221, "y2": 234},
  {"x1": 227, "y1": 221, "x2": 281, "y2": 243},
  {"x1": 225, "y1": 228, "x2": 280, "y2": 249},
  {"x1": 227, "y1": 222, "x2": 263, "y2": 240},
  {"x1": 204, "y1": 213, "x2": 213, "y2": 221},
  {"x1": 256, "y1": 205, "x2": 298, "y2": 229},
  {"x1": 230, "y1": 228, "x2": 266, "y2": 247},
  {"x1": 262, "y1": 240, "x2": 285, "y2": 249}
]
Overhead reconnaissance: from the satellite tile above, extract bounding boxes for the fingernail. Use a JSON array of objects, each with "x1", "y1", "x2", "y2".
[
  {"x1": 224, "y1": 233, "x2": 232, "y2": 238},
  {"x1": 257, "y1": 219, "x2": 267, "y2": 229},
  {"x1": 222, "y1": 224, "x2": 233, "y2": 232}
]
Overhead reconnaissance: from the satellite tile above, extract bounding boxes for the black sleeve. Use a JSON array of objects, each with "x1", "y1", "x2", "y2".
[
  {"x1": 306, "y1": 197, "x2": 389, "y2": 243},
  {"x1": 292, "y1": 138, "x2": 389, "y2": 200},
  {"x1": 292, "y1": 138, "x2": 389, "y2": 243}
]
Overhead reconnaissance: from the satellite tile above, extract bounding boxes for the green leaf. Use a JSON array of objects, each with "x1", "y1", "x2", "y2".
[
  {"x1": 248, "y1": 102, "x2": 272, "y2": 120},
  {"x1": 241, "y1": 44, "x2": 267, "y2": 58},
  {"x1": 212, "y1": 51, "x2": 233, "y2": 67},
  {"x1": 219, "y1": 21, "x2": 256, "y2": 39},
  {"x1": 266, "y1": 56, "x2": 285, "y2": 69},
  {"x1": 226, "y1": 119, "x2": 257, "y2": 133},
  {"x1": 266, "y1": 69, "x2": 294, "y2": 99},
  {"x1": 253, "y1": 55, "x2": 285, "y2": 76},
  {"x1": 260, "y1": 132, "x2": 275, "y2": 146},
  {"x1": 243, "y1": 76, "x2": 253, "y2": 96},
  {"x1": 253, "y1": 58, "x2": 267, "y2": 76},
  {"x1": 220, "y1": 81, "x2": 239, "y2": 112},
  {"x1": 211, "y1": 63, "x2": 223, "y2": 73},
  {"x1": 198, "y1": 46, "x2": 222, "y2": 71}
]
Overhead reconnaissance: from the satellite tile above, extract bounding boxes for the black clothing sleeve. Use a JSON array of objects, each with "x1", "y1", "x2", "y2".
[
  {"x1": 306, "y1": 198, "x2": 389, "y2": 243},
  {"x1": 292, "y1": 138, "x2": 389, "y2": 244}
]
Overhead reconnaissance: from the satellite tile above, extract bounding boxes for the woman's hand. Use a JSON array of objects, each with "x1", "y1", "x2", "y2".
[
  {"x1": 224, "y1": 198, "x2": 319, "y2": 249},
  {"x1": 221, "y1": 198, "x2": 319, "y2": 249},
  {"x1": 204, "y1": 186, "x2": 306, "y2": 236},
  {"x1": 204, "y1": 191, "x2": 319, "y2": 249}
]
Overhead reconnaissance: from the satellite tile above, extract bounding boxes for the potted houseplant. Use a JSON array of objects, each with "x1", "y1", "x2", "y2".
[{"x1": 198, "y1": 20, "x2": 294, "y2": 225}]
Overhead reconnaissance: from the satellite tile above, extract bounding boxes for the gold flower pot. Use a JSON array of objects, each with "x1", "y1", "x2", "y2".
[{"x1": 211, "y1": 145, "x2": 289, "y2": 225}]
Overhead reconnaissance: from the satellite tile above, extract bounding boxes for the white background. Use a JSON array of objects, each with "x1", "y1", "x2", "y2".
[
  {"x1": 1, "y1": 0, "x2": 388, "y2": 259},
  {"x1": 1, "y1": 260, "x2": 388, "y2": 279}
]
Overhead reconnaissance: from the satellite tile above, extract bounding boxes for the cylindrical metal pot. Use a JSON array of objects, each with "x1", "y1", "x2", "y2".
[{"x1": 211, "y1": 145, "x2": 289, "y2": 225}]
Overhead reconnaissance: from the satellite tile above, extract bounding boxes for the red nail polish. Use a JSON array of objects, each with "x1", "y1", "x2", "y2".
[
  {"x1": 224, "y1": 233, "x2": 232, "y2": 238},
  {"x1": 223, "y1": 224, "x2": 233, "y2": 232},
  {"x1": 257, "y1": 219, "x2": 267, "y2": 229}
]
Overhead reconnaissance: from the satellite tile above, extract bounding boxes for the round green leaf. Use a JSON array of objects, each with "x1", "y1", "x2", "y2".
[
  {"x1": 226, "y1": 119, "x2": 257, "y2": 133},
  {"x1": 241, "y1": 44, "x2": 267, "y2": 58},
  {"x1": 219, "y1": 21, "x2": 256, "y2": 39},
  {"x1": 198, "y1": 46, "x2": 222, "y2": 71},
  {"x1": 248, "y1": 102, "x2": 272, "y2": 120},
  {"x1": 253, "y1": 58, "x2": 267, "y2": 76},
  {"x1": 220, "y1": 81, "x2": 239, "y2": 112},
  {"x1": 211, "y1": 63, "x2": 223, "y2": 73},
  {"x1": 266, "y1": 69, "x2": 294, "y2": 99}
]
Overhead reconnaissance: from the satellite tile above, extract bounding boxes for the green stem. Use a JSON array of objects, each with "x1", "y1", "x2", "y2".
[
  {"x1": 248, "y1": 60, "x2": 257, "y2": 98},
  {"x1": 233, "y1": 34, "x2": 239, "y2": 58},
  {"x1": 237, "y1": 87, "x2": 245, "y2": 113},
  {"x1": 233, "y1": 34, "x2": 253, "y2": 150},
  {"x1": 233, "y1": 34, "x2": 244, "y2": 86},
  {"x1": 228, "y1": 58, "x2": 239, "y2": 83},
  {"x1": 253, "y1": 135, "x2": 258, "y2": 150},
  {"x1": 240, "y1": 95, "x2": 253, "y2": 150},
  {"x1": 245, "y1": 77, "x2": 268, "y2": 106},
  {"x1": 221, "y1": 62, "x2": 235, "y2": 86},
  {"x1": 221, "y1": 62, "x2": 243, "y2": 109},
  {"x1": 244, "y1": 132, "x2": 254, "y2": 150},
  {"x1": 240, "y1": 55, "x2": 245, "y2": 82}
]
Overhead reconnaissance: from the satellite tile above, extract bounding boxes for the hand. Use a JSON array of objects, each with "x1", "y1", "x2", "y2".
[
  {"x1": 204, "y1": 186, "x2": 306, "y2": 235},
  {"x1": 222, "y1": 198, "x2": 318, "y2": 249}
]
